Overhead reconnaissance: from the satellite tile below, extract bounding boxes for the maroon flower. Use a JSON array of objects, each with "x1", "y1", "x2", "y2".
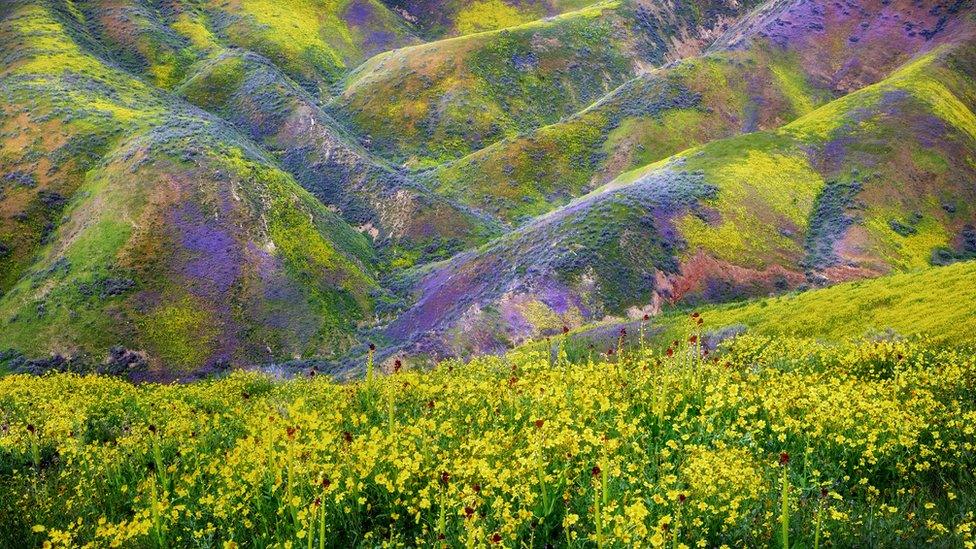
[
  {"x1": 26, "y1": 424, "x2": 36, "y2": 435},
  {"x1": 342, "y1": 431, "x2": 352, "y2": 443},
  {"x1": 678, "y1": 493, "x2": 686, "y2": 503},
  {"x1": 286, "y1": 426, "x2": 298, "y2": 439},
  {"x1": 620, "y1": 327, "x2": 627, "y2": 337},
  {"x1": 591, "y1": 465, "x2": 601, "y2": 477},
  {"x1": 473, "y1": 483, "x2": 481, "y2": 493},
  {"x1": 464, "y1": 506, "x2": 475, "y2": 518},
  {"x1": 322, "y1": 477, "x2": 332, "y2": 489},
  {"x1": 643, "y1": 314, "x2": 650, "y2": 321},
  {"x1": 534, "y1": 419, "x2": 545, "y2": 429},
  {"x1": 666, "y1": 348, "x2": 674, "y2": 357},
  {"x1": 692, "y1": 312, "x2": 700, "y2": 319},
  {"x1": 491, "y1": 533, "x2": 502, "y2": 544},
  {"x1": 562, "y1": 325, "x2": 570, "y2": 335},
  {"x1": 779, "y1": 452, "x2": 790, "y2": 466},
  {"x1": 689, "y1": 335, "x2": 698, "y2": 345},
  {"x1": 440, "y1": 471, "x2": 450, "y2": 485},
  {"x1": 394, "y1": 359, "x2": 402, "y2": 373},
  {"x1": 368, "y1": 342, "x2": 376, "y2": 352},
  {"x1": 607, "y1": 348, "x2": 615, "y2": 356}
]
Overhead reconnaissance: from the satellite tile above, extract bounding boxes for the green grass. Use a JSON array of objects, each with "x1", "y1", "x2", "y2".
[{"x1": 655, "y1": 260, "x2": 976, "y2": 348}]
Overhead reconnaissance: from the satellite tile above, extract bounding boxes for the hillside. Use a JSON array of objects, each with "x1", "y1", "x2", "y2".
[
  {"x1": 384, "y1": 41, "x2": 976, "y2": 357},
  {"x1": 1, "y1": 0, "x2": 975, "y2": 377},
  {"x1": 423, "y1": 0, "x2": 966, "y2": 225},
  {"x1": 330, "y1": 0, "x2": 764, "y2": 168},
  {"x1": 0, "y1": 2, "x2": 380, "y2": 376},
  {"x1": 546, "y1": 260, "x2": 976, "y2": 361}
]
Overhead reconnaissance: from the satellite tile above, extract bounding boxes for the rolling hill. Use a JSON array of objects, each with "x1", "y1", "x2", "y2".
[
  {"x1": 384, "y1": 40, "x2": 976, "y2": 357},
  {"x1": 0, "y1": 0, "x2": 974, "y2": 376}
]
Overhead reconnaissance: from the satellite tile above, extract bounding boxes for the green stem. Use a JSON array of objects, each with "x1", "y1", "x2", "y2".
[
  {"x1": 814, "y1": 500, "x2": 823, "y2": 549},
  {"x1": 319, "y1": 499, "x2": 327, "y2": 549},
  {"x1": 780, "y1": 466, "x2": 790, "y2": 549}
]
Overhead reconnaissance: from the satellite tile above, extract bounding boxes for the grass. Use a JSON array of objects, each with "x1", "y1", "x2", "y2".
[{"x1": 639, "y1": 260, "x2": 976, "y2": 352}]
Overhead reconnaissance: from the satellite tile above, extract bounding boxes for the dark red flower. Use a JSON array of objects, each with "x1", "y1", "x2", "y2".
[
  {"x1": 342, "y1": 431, "x2": 352, "y2": 443},
  {"x1": 534, "y1": 419, "x2": 544, "y2": 429},
  {"x1": 464, "y1": 506, "x2": 475, "y2": 518},
  {"x1": 620, "y1": 327, "x2": 627, "y2": 337},
  {"x1": 286, "y1": 426, "x2": 297, "y2": 439},
  {"x1": 491, "y1": 533, "x2": 502, "y2": 544},
  {"x1": 26, "y1": 424, "x2": 35, "y2": 435},
  {"x1": 591, "y1": 465, "x2": 601, "y2": 477},
  {"x1": 394, "y1": 359, "x2": 402, "y2": 373},
  {"x1": 666, "y1": 348, "x2": 674, "y2": 357},
  {"x1": 427, "y1": 400, "x2": 435, "y2": 409},
  {"x1": 148, "y1": 424, "x2": 157, "y2": 434},
  {"x1": 607, "y1": 348, "x2": 614, "y2": 356},
  {"x1": 678, "y1": 493, "x2": 686, "y2": 503},
  {"x1": 322, "y1": 477, "x2": 331, "y2": 489},
  {"x1": 562, "y1": 325, "x2": 570, "y2": 335},
  {"x1": 438, "y1": 533, "x2": 446, "y2": 540},
  {"x1": 314, "y1": 497, "x2": 321, "y2": 507},
  {"x1": 689, "y1": 335, "x2": 698, "y2": 345},
  {"x1": 692, "y1": 312, "x2": 700, "y2": 319},
  {"x1": 473, "y1": 483, "x2": 481, "y2": 493},
  {"x1": 440, "y1": 471, "x2": 450, "y2": 485},
  {"x1": 779, "y1": 452, "x2": 790, "y2": 466},
  {"x1": 643, "y1": 314, "x2": 650, "y2": 321},
  {"x1": 368, "y1": 343, "x2": 376, "y2": 352}
]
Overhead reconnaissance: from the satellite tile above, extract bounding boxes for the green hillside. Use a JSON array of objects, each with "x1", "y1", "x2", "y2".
[
  {"x1": 384, "y1": 41, "x2": 976, "y2": 357},
  {"x1": 0, "y1": 2, "x2": 380, "y2": 375}
]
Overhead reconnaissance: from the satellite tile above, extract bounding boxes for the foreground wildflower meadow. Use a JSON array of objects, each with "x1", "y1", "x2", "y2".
[{"x1": 2, "y1": 321, "x2": 976, "y2": 548}]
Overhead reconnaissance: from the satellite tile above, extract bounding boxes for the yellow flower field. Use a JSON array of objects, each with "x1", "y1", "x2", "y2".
[{"x1": 2, "y1": 322, "x2": 975, "y2": 548}]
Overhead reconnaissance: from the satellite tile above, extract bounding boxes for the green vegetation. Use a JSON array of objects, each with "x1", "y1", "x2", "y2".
[{"x1": 627, "y1": 261, "x2": 976, "y2": 356}]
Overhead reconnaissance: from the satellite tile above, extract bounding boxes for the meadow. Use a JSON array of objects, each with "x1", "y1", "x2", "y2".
[{"x1": 2, "y1": 318, "x2": 975, "y2": 548}]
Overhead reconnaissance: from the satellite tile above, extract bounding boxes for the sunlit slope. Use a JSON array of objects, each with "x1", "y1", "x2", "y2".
[
  {"x1": 63, "y1": 0, "x2": 418, "y2": 95},
  {"x1": 553, "y1": 260, "x2": 976, "y2": 359},
  {"x1": 0, "y1": 2, "x2": 379, "y2": 375},
  {"x1": 380, "y1": 0, "x2": 604, "y2": 38},
  {"x1": 331, "y1": 0, "x2": 763, "y2": 168},
  {"x1": 423, "y1": 0, "x2": 971, "y2": 226},
  {"x1": 384, "y1": 42, "x2": 976, "y2": 356}
]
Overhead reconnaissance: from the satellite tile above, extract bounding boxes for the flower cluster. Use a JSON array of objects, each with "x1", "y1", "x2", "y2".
[{"x1": 1, "y1": 327, "x2": 975, "y2": 547}]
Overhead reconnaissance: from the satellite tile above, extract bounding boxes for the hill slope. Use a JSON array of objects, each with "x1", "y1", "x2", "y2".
[
  {"x1": 330, "y1": 0, "x2": 763, "y2": 168},
  {"x1": 0, "y1": 2, "x2": 380, "y2": 376},
  {"x1": 1, "y1": 0, "x2": 975, "y2": 376},
  {"x1": 384, "y1": 41, "x2": 976, "y2": 356},
  {"x1": 422, "y1": 0, "x2": 969, "y2": 226}
]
